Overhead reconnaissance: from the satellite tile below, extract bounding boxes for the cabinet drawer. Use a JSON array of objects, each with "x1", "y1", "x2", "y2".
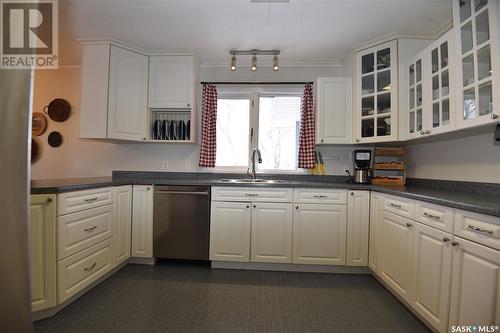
[
  {"x1": 455, "y1": 210, "x2": 500, "y2": 250},
  {"x1": 293, "y1": 188, "x2": 347, "y2": 204},
  {"x1": 415, "y1": 201, "x2": 454, "y2": 233},
  {"x1": 58, "y1": 205, "x2": 114, "y2": 260},
  {"x1": 58, "y1": 187, "x2": 114, "y2": 216},
  {"x1": 57, "y1": 239, "x2": 113, "y2": 303},
  {"x1": 211, "y1": 187, "x2": 293, "y2": 203},
  {"x1": 382, "y1": 195, "x2": 415, "y2": 219}
]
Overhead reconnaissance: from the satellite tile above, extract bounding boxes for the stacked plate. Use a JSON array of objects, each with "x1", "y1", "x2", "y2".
[{"x1": 152, "y1": 120, "x2": 191, "y2": 141}]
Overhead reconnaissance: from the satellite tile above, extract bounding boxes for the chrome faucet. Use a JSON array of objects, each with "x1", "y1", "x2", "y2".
[{"x1": 247, "y1": 148, "x2": 262, "y2": 179}]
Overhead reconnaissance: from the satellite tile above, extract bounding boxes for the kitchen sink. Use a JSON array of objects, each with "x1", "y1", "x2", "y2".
[{"x1": 218, "y1": 178, "x2": 287, "y2": 184}]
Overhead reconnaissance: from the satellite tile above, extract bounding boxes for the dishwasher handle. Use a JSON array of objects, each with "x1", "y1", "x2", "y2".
[{"x1": 155, "y1": 190, "x2": 209, "y2": 196}]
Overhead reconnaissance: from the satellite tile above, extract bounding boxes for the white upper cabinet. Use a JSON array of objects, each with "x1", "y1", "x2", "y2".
[
  {"x1": 316, "y1": 77, "x2": 353, "y2": 144},
  {"x1": 355, "y1": 40, "x2": 398, "y2": 143},
  {"x1": 403, "y1": 30, "x2": 457, "y2": 140},
  {"x1": 148, "y1": 56, "x2": 194, "y2": 109},
  {"x1": 80, "y1": 43, "x2": 149, "y2": 141},
  {"x1": 453, "y1": 0, "x2": 500, "y2": 128},
  {"x1": 108, "y1": 46, "x2": 149, "y2": 141}
]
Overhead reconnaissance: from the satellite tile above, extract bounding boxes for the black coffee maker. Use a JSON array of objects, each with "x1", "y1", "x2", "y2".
[{"x1": 353, "y1": 150, "x2": 372, "y2": 184}]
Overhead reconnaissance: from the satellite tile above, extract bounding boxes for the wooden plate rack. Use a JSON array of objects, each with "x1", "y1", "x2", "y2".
[{"x1": 372, "y1": 147, "x2": 406, "y2": 186}]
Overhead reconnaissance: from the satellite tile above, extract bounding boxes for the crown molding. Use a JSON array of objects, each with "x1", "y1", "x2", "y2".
[{"x1": 77, "y1": 38, "x2": 195, "y2": 57}]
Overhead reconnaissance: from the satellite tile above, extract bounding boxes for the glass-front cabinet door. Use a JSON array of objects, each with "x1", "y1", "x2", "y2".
[
  {"x1": 405, "y1": 56, "x2": 425, "y2": 139},
  {"x1": 426, "y1": 30, "x2": 456, "y2": 135},
  {"x1": 453, "y1": 0, "x2": 499, "y2": 128},
  {"x1": 355, "y1": 40, "x2": 398, "y2": 143}
]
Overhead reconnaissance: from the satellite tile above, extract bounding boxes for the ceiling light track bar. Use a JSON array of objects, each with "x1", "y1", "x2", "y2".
[
  {"x1": 200, "y1": 81, "x2": 313, "y2": 85},
  {"x1": 230, "y1": 49, "x2": 280, "y2": 56}
]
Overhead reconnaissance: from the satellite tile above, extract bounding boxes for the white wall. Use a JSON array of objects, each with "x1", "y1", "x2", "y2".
[
  {"x1": 31, "y1": 64, "x2": 358, "y2": 180},
  {"x1": 406, "y1": 132, "x2": 500, "y2": 183}
]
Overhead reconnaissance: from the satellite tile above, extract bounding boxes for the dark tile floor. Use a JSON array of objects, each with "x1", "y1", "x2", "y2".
[{"x1": 34, "y1": 263, "x2": 430, "y2": 333}]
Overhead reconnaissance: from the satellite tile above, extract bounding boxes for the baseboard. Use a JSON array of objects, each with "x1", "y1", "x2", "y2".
[
  {"x1": 32, "y1": 261, "x2": 128, "y2": 321},
  {"x1": 128, "y1": 257, "x2": 156, "y2": 265},
  {"x1": 211, "y1": 261, "x2": 372, "y2": 274}
]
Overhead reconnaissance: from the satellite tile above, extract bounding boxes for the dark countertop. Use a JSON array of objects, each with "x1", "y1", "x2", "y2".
[{"x1": 30, "y1": 172, "x2": 500, "y2": 217}]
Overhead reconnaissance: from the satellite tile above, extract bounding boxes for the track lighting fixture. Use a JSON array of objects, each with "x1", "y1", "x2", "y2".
[
  {"x1": 229, "y1": 49, "x2": 280, "y2": 72},
  {"x1": 251, "y1": 54, "x2": 257, "y2": 72}
]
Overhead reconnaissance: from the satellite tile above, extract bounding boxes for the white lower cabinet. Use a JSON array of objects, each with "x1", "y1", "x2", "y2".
[
  {"x1": 131, "y1": 185, "x2": 153, "y2": 258},
  {"x1": 251, "y1": 203, "x2": 293, "y2": 263},
  {"x1": 449, "y1": 237, "x2": 500, "y2": 327},
  {"x1": 29, "y1": 194, "x2": 57, "y2": 312},
  {"x1": 378, "y1": 211, "x2": 414, "y2": 302},
  {"x1": 57, "y1": 239, "x2": 113, "y2": 303},
  {"x1": 114, "y1": 185, "x2": 132, "y2": 265},
  {"x1": 347, "y1": 191, "x2": 370, "y2": 266},
  {"x1": 368, "y1": 192, "x2": 383, "y2": 273},
  {"x1": 293, "y1": 203, "x2": 347, "y2": 265},
  {"x1": 410, "y1": 222, "x2": 453, "y2": 332},
  {"x1": 210, "y1": 201, "x2": 252, "y2": 262}
]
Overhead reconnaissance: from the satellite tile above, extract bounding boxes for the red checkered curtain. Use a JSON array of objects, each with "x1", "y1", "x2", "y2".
[
  {"x1": 298, "y1": 84, "x2": 315, "y2": 169},
  {"x1": 199, "y1": 84, "x2": 218, "y2": 167}
]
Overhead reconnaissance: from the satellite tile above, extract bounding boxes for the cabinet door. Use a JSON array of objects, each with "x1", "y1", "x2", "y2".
[
  {"x1": 114, "y1": 186, "x2": 132, "y2": 265},
  {"x1": 251, "y1": 203, "x2": 293, "y2": 263},
  {"x1": 378, "y1": 211, "x2": 414, "y2": 302},
  {"x1": 410, "y1": 223, "x2": 453, "y2": 333},
  {"x1": 449, "y1": 237, "x2": 500, "y2": 327},
  {"x1": 210, "y1": 202, "x2": 252, "y2": 262},
  {"x1": 107, "y1": 46, "x2": 148, "y2": 141},
  {"x1": 131, "y1": 185, "x2": 153, "y2": 258},
  {"x1": 453, "y1": 0, "x2": 500, "y2": 128},
  {"x1": 347, "y1": 190, "x2": 370, "y2": 266},
  {"x1": 369, "y1": 193, "x2": 383, "y2": 273},
  {"x1": 29, "y1": 194, "x2": 57, "y2": 312},
  {"x1": 355, "y1": 40, "x2": 398, "y2": 143},
  {"x1": 404, "y1": 55, "x2": 426, "y2": 140},
  {"x1": 316, "y1": 77, "x2": 352, "y2": 144},
  {"x1": 149, "y1": 56, "x2": 193, "y2": 109},
  {"x1": 425, "y1": 31, "x2": 456, "y2": 136},
  {"x1": 293, "y1": 204, "x2": 347, "y2": 265}
]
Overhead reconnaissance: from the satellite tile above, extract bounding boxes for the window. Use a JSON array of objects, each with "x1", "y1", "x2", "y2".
[{"x1": 215, "y1": 89, "x2": 302, "y2": 172}]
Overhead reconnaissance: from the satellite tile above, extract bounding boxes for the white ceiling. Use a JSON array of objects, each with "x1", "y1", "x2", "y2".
[{"x1": 60, "y1": 0, "x2": 452, "y2": 66}]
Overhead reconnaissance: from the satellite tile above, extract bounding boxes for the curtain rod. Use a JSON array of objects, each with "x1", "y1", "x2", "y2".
[{"x1": 200, "y1": 81, "x2": 313, "y2": 85}]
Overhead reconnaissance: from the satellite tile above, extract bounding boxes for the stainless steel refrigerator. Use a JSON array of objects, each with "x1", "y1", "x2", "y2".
[{"x1": 0, "y1": 69, "x2": 34, "y2": 332}]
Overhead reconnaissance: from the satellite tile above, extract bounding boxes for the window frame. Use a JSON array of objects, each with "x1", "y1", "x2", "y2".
[{"x1": 213, "y1": 86, "x2": 306, "y2": 174}]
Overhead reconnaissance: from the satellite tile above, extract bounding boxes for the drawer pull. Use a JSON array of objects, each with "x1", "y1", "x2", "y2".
[
  {"x1": 451, "y1": 241, "x2": 459, "y2": 246},
  {"x1": 390, "y1": 202, "x2": 402, "y2": 208},
  {"x1": 406, "y1": 222, "x2": 413, "y2": 228},
  {"x1": 84, "y1": 226, "x2": 98, "y2": 232},
  {"x1": 467, "y1": 225, "x2": 494, "y2": 235},
  {"x1": 245, "y1": 193, "x2": 258, "y2": 197},
  {"x1": 84, "y1": 262, "x2": 97, "y2": 272},
  {"x1": 313, "y1": 195, "x2": 328, "y2": 198},
  {"x1": 442, "y1": 237, "x2": 450, "y2": 242},
  {"x1": 423, "y1": 212, "x2": 441, "y2": 220},
  {"x1": 84, "y1": 197, "x2": 99, "y2": 203}
]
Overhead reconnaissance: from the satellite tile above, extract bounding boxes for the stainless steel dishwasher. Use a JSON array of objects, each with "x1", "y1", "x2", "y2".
[{"x1": 153, "y1": 186, "x2": 210, "y2": 260}]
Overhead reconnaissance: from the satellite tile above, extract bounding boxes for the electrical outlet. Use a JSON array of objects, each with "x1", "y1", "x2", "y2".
[
  {"x1": 185, "y1": 161, "x2": 192, "y2": 170},
  {"x1": 162, "y1": 161, "x2": 169, "y2": 169}
]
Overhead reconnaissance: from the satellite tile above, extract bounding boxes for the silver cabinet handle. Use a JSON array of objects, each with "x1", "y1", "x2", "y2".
[
  {"x1": 253, "y1": 205, "x2": 256, "y2": 208},
  {"x1": 46, "y1": 197, "x2": 53, "y2": 202},
  {"x1": 406, "y1": 222, "x2": 413, "y2": 228},
  {"x1": 467, "y1": 225, "x2": 494, "y2": 235},
  {"x1": 245, "y1": 193, "x2": 258, "y2": 197},
  {"x1": 390, "y1": 202, "x2": 402, "y2": 208},
  {"x1": 313, "y1": 195, "x2": 328, "y2": 198},
  {"x1": 84, "y1": 262, "x2": 97, "y2": 272},
  {"x1": 424, "y1": 212, "x2": 441, "y2": 220},
  {"x1": 442, "y1": 237, "x2": 450, "y2": 242},
  {"x1": 246, "y1": 205, "x2": 250, "y2": 208},
  {"x1": 84, "y1": 197, "x2": 98, "y2": 202},
  {"x1": 451, "y1": 241, "x2": 459, "y2": 246},
  {"x1": 84, "y1": 226, "x2": 98, "y2": 232},
  {"x1": 296, "y1": 206, "x2": 299, "y2": 210}
]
